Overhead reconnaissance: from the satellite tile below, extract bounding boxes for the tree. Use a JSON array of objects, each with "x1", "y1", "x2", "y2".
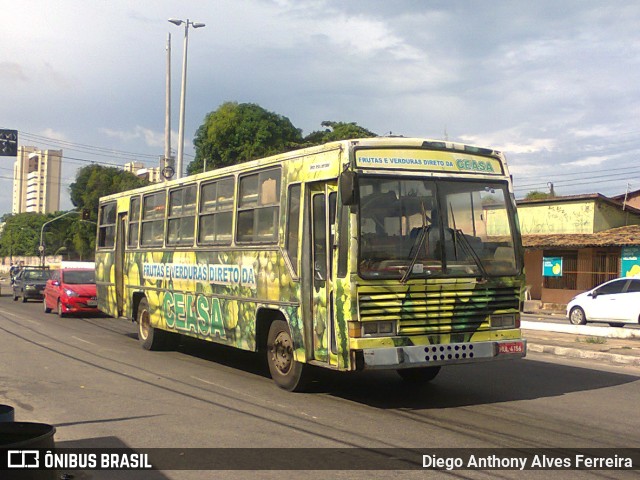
[
  {"x1": 69, "y1": 164, "x2": 150, "y2": 221},
  {"x1": 187, "y1": 102, "x2": 303, "y2": 174},
  {"x1": 304, "y1": 121, "x2": 377, "y2": 145},
  {"x1": 0, "y1": 213, "x2": 47, "y2": 257},
  {"x1": 524, "y1": 190, "x2": 554, "y2": 200}
]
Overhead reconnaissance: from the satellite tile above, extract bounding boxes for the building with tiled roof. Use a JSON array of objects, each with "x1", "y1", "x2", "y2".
[{"x1": 516, "y1": 194, "x2": 640, "y2": 307}]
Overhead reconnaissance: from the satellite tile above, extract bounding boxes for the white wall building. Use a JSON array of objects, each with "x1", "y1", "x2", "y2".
[
  {"x1": 13, "y1": 146, "x2": 62, "y2": 214},
  {"x1": 124, "y1": 161, "x2": 162, "y2": 183}
]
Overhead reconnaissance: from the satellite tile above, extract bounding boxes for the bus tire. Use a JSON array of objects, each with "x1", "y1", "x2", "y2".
[
  {"x1": 137, "y1": 297, "x2": 165, "y2": 351},
  {"x1": 396, "y1": 366, "x2": 441, "y2": 384},
  {"x1": 267, "y1": 319, "x2": 309, "y2": 392}
]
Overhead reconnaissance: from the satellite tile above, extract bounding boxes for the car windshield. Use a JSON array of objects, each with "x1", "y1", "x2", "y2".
[
  {"x1": 24, "y1": 270, "x2": 51, "y2": 281},
  {"x1": 358, "y1": 177, "x2": 520, "y2": 279},
  {"x1": 63, "y1": 270, "x2": 96, "y2": 284}
]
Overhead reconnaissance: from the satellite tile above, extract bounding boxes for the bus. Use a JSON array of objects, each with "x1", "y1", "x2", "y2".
[{"x1": 95, "y1": 137, "x2": 526, "y2": 391}]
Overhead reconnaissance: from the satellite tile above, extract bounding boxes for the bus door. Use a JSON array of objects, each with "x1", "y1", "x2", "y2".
[
  {"x1": 115, "y1": 212, "x2": 127, "y2": 317},
  {"x1": 308, "y1": 183, "x2": 338, "y2": 365}
]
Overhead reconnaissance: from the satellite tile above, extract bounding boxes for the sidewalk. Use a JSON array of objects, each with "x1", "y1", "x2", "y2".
[{"x1": 522, "y1": 318, "x2": 640, "y2": 367}]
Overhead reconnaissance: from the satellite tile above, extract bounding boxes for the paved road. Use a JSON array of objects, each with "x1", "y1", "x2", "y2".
[{"x1": 1, "y1": 295, "x2": 639, "y2": 479}]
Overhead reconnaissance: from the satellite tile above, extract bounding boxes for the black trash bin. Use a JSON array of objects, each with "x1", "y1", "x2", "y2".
[
  {"x1": 0, "y1": 404, "x2": 14, "y2": 422},
  {"x1": 0, "y1": 422, "x2": 57, "y2": 480}
]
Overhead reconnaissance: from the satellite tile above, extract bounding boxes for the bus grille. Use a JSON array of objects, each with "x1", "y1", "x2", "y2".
[{"x1": 357, "y1": 283, "x2": 520, "y2": 335}]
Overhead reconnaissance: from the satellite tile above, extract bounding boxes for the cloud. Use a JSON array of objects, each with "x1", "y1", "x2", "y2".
[
  {"x1": 0, "y1": 62, "x2": 29, "y2": 83},
  {"x1": 100, "y1": 126, "x2": 166, "y2": 149},
  {"x1": 40, "y1": 128, "x2": 68, "y2": 142}
]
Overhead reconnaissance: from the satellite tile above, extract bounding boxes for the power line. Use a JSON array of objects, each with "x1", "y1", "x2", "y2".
[
  {"x1": 514, "y1": 168, "x2": 640, "y2": 190},
  {"x1": 14, "y1": 129, "x2": 195, "y2": 161},
  {"x1": 15, "y1": 130, "x2": 159, "y2": 160}
]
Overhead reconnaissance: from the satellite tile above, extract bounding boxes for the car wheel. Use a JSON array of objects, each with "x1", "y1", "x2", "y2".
[
  {"x1": 43, "y1": 300, "x2": 52, "y2": 314},
  {"x1": 396, "y1": 366, "x2": 442, "y2": 384},
  {"x1": 608, "y1": 323, "x2": 624, "y2": 328},
  {"x1": 57, "y1": 301, "x2": 66, "y2": 318},
  {"x1": 569, "y1": 306, "x2": 587, "y2": 325}
]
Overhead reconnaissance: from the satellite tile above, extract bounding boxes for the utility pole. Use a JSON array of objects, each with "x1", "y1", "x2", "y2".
[
  {"x1": 169, "y1": 18, "x2": 206, "y2": 179},
  {"x1": 622, "y1": 182, "x2": 630, "y2": 210},
  {"x1": 162, "y1": 33, "x2": 175, "y2": 181}
]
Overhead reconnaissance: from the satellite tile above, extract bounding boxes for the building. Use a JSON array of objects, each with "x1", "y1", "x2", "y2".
[
  {"x1": 611, "y1": 189, "x2": 640, "y2": 210},
  {"x1": 124, "y1": 161, "x2": 162, "y2": 183},
  {"x1": 12, "y1": 146, "x2": 62, "y2": 214},
  {"x1": 515, "y1": 194, "x2": 640, "y2": 308}
]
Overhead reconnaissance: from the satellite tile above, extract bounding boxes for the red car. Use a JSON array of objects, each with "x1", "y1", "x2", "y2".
[{"x1": 43, "y1": 268, "x2": 98, "y2": 317}]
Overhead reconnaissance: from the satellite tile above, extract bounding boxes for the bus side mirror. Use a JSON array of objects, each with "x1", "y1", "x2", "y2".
[{"x1": 340, "y1": 171, "x2": 357, "y2": 206}]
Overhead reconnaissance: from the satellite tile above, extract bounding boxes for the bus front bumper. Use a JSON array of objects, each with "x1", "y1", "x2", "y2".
[{"x1": 360, "y1": 339, "x2": 526, "y2": 369}]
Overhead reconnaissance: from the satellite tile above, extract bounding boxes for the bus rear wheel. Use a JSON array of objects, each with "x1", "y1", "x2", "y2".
[
  {"x1": 137, "y1": 297, "x2": 172, "y2": 350},
  {"x1": 396, "y1": 366, "x2": 441, "y2": 384},
  {"x1": 267, "y1": 320, "x2": 309, "y2": 392}
]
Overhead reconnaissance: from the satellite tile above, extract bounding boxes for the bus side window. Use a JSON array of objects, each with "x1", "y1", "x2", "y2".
[
  {"x1": 237, "y1": 168, "x2": 281, "y2": 243},
  {"x1": 198, "y1": 178, "x2": 234, "y2": 245},
  {"x1": 167, "y1": 185, "x2": 196, "y2": 246},
  {"x1": 128, "y1": 196, "x2": 141, "y2": 247},
  {"x1": 141, "y1": 191, "x2": 166, "y2": 247},
  {"x1": 98, "y1": 202, "x2": 117, "y2": 248},
  {"x1": 285, "y1": 184, "x2": 301, "y2": 276},
  {"x1": 337, "y1": 199, "x2": 349, "y2": 278}
]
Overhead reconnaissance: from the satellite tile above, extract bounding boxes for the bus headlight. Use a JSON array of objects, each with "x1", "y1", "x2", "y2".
[
  {"x1": 490, "y1": 314, "x2": 518, "y2": 329},
  {"x1": 362, "y1": 321, "x2": 397, "y2": 337}
]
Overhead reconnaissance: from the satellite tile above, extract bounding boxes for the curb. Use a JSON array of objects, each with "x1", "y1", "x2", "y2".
[
  {"x1": 526, "y1": 343, "x2": 640, "y2": 367},
  {"x1": 521, "y1": 321, "x2": 640, "y2": 339}
]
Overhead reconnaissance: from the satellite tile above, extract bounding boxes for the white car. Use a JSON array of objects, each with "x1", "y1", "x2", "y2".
[{"x1": 566, "y1": 277, "x2": 640, "y2": 327}]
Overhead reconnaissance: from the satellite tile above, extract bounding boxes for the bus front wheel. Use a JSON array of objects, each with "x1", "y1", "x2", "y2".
[
  {"x1": 267, "y1": 320, "x2": 309, "y2": 392},
  {"x1": 396, "y1": 366, "x2": 441, "y2": 384}
]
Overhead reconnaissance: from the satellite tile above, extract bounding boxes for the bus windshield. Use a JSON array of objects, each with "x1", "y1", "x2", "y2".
[{"x1": 358, "y1": 177, "x2": 519, "y2": 279}]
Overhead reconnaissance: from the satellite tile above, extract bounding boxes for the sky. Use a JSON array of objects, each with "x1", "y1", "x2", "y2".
[{"x1": 1, "y1": 0, "x2": 639, "y2": 214}]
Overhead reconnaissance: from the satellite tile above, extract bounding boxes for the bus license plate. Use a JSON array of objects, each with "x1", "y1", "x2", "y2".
[{"x1": 498, "y1": 342, "x2": 524, "y2": 354}]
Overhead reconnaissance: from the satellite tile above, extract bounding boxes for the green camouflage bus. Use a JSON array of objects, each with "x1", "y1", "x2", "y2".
[{"x1": 95, "y1": 137, "x2": 526, "y2": 391}]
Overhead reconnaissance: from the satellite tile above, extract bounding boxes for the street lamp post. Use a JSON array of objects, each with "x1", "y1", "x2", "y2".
[
  {"x1": 168, "y1": 18, "x2": 205, "y2": 179},
  {"x1": 40, "y1": 210, "x2": 79, "y2": 267}
]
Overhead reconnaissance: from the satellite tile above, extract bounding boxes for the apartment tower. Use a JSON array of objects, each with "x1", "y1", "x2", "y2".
[{"x1": 12, "y1": 146, "x2": 62, "y2": 214}]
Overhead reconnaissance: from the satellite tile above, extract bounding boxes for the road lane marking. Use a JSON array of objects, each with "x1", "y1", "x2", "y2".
[{"x1": 71, "y1": 336, "x2": 97, "y2": 345}]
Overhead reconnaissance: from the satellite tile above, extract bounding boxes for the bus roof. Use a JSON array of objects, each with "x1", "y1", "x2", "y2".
[{"x1": 99, "y1": 137, "x2": 505, "y2": 202}]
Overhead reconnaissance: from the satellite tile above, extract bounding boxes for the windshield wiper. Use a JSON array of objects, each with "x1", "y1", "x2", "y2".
[
  {"x1": 449, "y1": 203, "x2": 488, "y2": 279},
  {"x1": 453, "y1": 229, "x2": 489, "y2": 279},
  {"x1": 401, "y1": 227, "x2": 428, "y2": 284},
  {"x1": 401, "y1": 202, "x2": 429, "y2": 284}
]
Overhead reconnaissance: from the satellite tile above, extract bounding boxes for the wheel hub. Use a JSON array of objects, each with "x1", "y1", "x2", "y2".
[
  {"x1": 140, "y1": 310, "x2": 150, "y2": 340},
  {"x1": 271, "y1": 332, "x2": 293, "y2": 374}
]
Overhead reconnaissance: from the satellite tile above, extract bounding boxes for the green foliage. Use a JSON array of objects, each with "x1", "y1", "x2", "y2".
[
  {"x1": 0, "y1": 165, "x2": 148, "y2": 261},
  {"x1": 188, "y1": 102, "x2": 303, "y2": 174},
  {"x1": 69, "y1": 164, "x2": 150, "y2": 220},
  {"x1": 304, "y1": 121, "x2": 377, "y2": 145},
  {"x1": 524, "y1": 190, "x2": 553, "y2": 200},
  {"x1": 0, "y1": 211, "x2": 97, "y2": 260},
  {"x1": 0, "y1": 213, "x2": 47, "y2": 257}
]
